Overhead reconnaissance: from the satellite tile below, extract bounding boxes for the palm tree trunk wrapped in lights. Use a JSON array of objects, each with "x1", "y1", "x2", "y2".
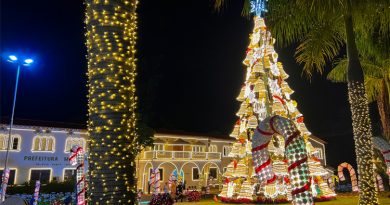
[
  {"x1": 344, "y1": 4, "x2": 377, "y2": 202},
  {"x1": 85, "y1": 0, "x2": 139, "y2": 204}
]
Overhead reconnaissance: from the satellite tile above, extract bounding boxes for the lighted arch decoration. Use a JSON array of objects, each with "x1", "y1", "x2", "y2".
[
  {"x1": 143, "y1": 162, "x2": 153, "y2": 175},
  {"x1": 201, "y1": 162, "x2": 221, "y2": 174},
  {"x1": 180, "y1": 161, "x2": 200, "y2": 173},
  {"x1": 142, "y1": 162, "x2": 153, "y2": 191},
  {"x1": 157, "y1": 161, "x2": 179, "y2": 185},
  {"x1": 178, "y1": 161, "x2": 200, "y2": 183},
  {"x1": 337, "y1": 162, "x2": 359, "y2": 192},
  {"x1": 157, "y1": 161, "x2": 179, "y2": 171},
  {"x1": 156, "y1": 162, "x2": 179, "y2": 181},
  {"x1": 372, "y1": 137, "x2": 390, "y2": 175},
  {"x1": 252, "y1": 115, "x2": 313, "y2": 205}
]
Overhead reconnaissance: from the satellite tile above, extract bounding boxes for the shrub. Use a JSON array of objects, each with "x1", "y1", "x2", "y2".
[
  {"x1": 187, "y1": 191, "x2": 201, "y2": 202},
  {"x1": 150, "y1": 193, "x2": 174, "y2": 205}
]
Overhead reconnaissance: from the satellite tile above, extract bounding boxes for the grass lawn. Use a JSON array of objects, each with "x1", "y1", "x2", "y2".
[{"x1": 179, "y1": 193, "x2": 390, "y2": 205}]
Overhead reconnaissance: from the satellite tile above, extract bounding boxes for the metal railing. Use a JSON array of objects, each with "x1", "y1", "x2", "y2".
[{"x1": 142, "y1": 151, "x2": 221, "y2": 160}]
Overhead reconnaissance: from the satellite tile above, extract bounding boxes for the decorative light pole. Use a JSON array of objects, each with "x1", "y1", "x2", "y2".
[{"x1": 1, "y1": 55, "x2": 34, "y2": 202}]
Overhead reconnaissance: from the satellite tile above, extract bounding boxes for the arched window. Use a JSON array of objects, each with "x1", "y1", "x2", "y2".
[
  {"x1": 192, "y1": 145, "x2": 205, "y2": 152},
  {"x1": 0, "y1": 134, "x2": 21, "y2": 151},
  {"x1": 223, "y1": 146, "x2": 232, "y2": 157},
  {"x1": 32, "y1": 135, "x2": 55, "y2": 152},
  {"x1": 64, "y1": 137, "x2": 86, "y2": 153},
  {"x1": 209, "y1": 145, "x2": 217, "y2": 152}
]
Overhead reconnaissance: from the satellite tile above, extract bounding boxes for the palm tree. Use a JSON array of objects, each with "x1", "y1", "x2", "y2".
[
  {"x1": 84, "y1": 0, "x2": 140, "y2": 204},
  {"x1": 328, "y1": 58, "x2": 390, "y2": 140},
  {"x1": 265, "y1": 1, "x2": 390, "y2": 204},
  {"x1": 327, "y1": 46, "x2": 390, "y2": 141},
  {"x1": 215, "y1": 0, "x2": 389, "y2": 204}
]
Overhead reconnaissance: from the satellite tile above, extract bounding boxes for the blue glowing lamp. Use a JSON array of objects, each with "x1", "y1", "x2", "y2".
[
  {"x1": 23, "y1": 59, "x2": 34, "y2": 66},
  {"x1": 8, "y1": 55, "x2": 18, "y2": 62},
  {"x1": 2, "y1": 53, "x2": 34, "y2": 201},
  {"x1": 6, "y1": 55, "x2": 34, "y2": 66}
]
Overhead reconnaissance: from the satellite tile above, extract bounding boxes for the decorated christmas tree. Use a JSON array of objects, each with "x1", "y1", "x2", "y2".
[{"x1": 219, "y1": 13, "x2": 336, "y2": 204}]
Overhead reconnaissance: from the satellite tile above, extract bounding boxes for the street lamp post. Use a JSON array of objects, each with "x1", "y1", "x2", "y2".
[{"x1": 1, "y1": 55, "x2": 33, "y2": 202}]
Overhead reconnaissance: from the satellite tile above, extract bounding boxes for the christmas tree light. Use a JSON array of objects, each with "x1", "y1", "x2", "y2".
[{"x1": 220, "y1": 10, "x2": 336, "y2": 204}]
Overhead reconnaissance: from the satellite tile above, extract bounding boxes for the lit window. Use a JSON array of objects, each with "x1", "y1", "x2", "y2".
[
  {"x1": 223, "y1": 146, "x2": 232, "y2": 157},
  {"x1": 0, "y1": 169, "x2": 16, "y2": 185},
  {"x1": 30, "y1": 169, "x2": 51, "y2": 184},
  {"x1": 192, "y1": 167, "x2": 200, "y2": 180},
  {"x1": 209, "y1": 145, "x2": 217, "y2": 152},
  {"x1": 63, "y1": 169, "x2": 76, "y2": 181},
  {"x1": 153, "y1": 144, "x2": 164, "y2": 151},
  {"x1": 0, "y1": 134, "x2": 21, "y2": 151},
  {"x1": 192, "y1": 146, "x2": 204, "y2": 152},
  {"x1": 313, "y1": 148, "x2": 323, "y2": 159},
  {"x1": 209, "y1": 168, "x2": 217, "y2": 179},
  {"x1": 32, "y1": 135, "x2": 55, "y2": 152},
  {"x1": 65, "y1": 137, "x2": 86, "y2": 153}
]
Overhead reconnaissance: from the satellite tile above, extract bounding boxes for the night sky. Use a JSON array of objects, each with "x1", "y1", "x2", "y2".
[{"x1": 0, "y1": 0, "x2": 381, "y2": 169}]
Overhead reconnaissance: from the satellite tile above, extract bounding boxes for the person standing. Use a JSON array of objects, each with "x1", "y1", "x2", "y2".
[
  {"x1": 163, "y1": 182, "x2": 169, "y2": 194},
  {"x1": 170, "y1": 182, "x2": 177, "y2": 200},
  {"x1": 176, "y1": 182, "x2": 183, "y2": 202}
]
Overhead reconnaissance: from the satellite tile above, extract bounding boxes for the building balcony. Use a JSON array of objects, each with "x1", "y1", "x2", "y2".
[{"x1": 142, "y1": 151, "x2": 221, "y2": 160}]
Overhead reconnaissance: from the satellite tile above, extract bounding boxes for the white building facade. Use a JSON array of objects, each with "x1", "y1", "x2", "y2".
[
  {"x1": 0, "y1": 124, "x2": 330, "y2": 192},
  {"x1": 0, "y1": 124, "x2": 87, "y2": 185},
  {"x1": 136, "y1": 131, "x2": 236, "y2": 194}
]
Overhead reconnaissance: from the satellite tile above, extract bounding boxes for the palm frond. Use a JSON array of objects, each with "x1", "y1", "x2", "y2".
[
  {"x1": 266, "y1": 0, "x2": 317, "y2": 46},
  {"x1": 214, "y1": 0, "x2": 228, "y2": 12},
  {"x1": 353, "y1": 0, "x2": 390, "y2": 61},
  {"x1": 294, "y1": 17, "x2": 344, "y2": 77},
  {"x1": 328, "y1": 56, "x2": 389, "y2": 103},
  {"x1": 327, "y1": 58, "x2": 348, "y2": 82},
  {"x1": 385, "y1": 78, "x2": 390, "y2": 103},
  {"x1": 361, "y1": 59, "x2": 387, "y2": 79},
  {"x1": 328, "y1": 57, "x2": 385, "y2": 82},
  {"x1": 241, "y1": 0, "x2": 251, "y2": 17},
  {"x1": 361, "y1": 0, "x2": 390, "y2": 40},
  {"x1": 365, "y1": 76, "x2": 384, "y2": 103},
  {"x1": 378, "y1": 3, "x2": 390, "y2": 39},
  {"x1": 295, "y1": 0, "x2": 345, "y2": 14}
]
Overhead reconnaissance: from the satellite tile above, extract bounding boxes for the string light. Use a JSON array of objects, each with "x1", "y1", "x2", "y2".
[
  {"x1": 220, "y1": 15, "x2": 335, "y2": 204},
  {"x1": 85, "y1": 0, "x2": 139, "y2": 204},
  {"x1": 348, "y1": 81, "x2": 379, "y2": 205}
]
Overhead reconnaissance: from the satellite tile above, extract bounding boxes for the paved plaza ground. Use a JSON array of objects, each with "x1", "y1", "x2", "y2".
[{"x1": 176, "y1": 193, "x2": 390, "y2": 205}]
